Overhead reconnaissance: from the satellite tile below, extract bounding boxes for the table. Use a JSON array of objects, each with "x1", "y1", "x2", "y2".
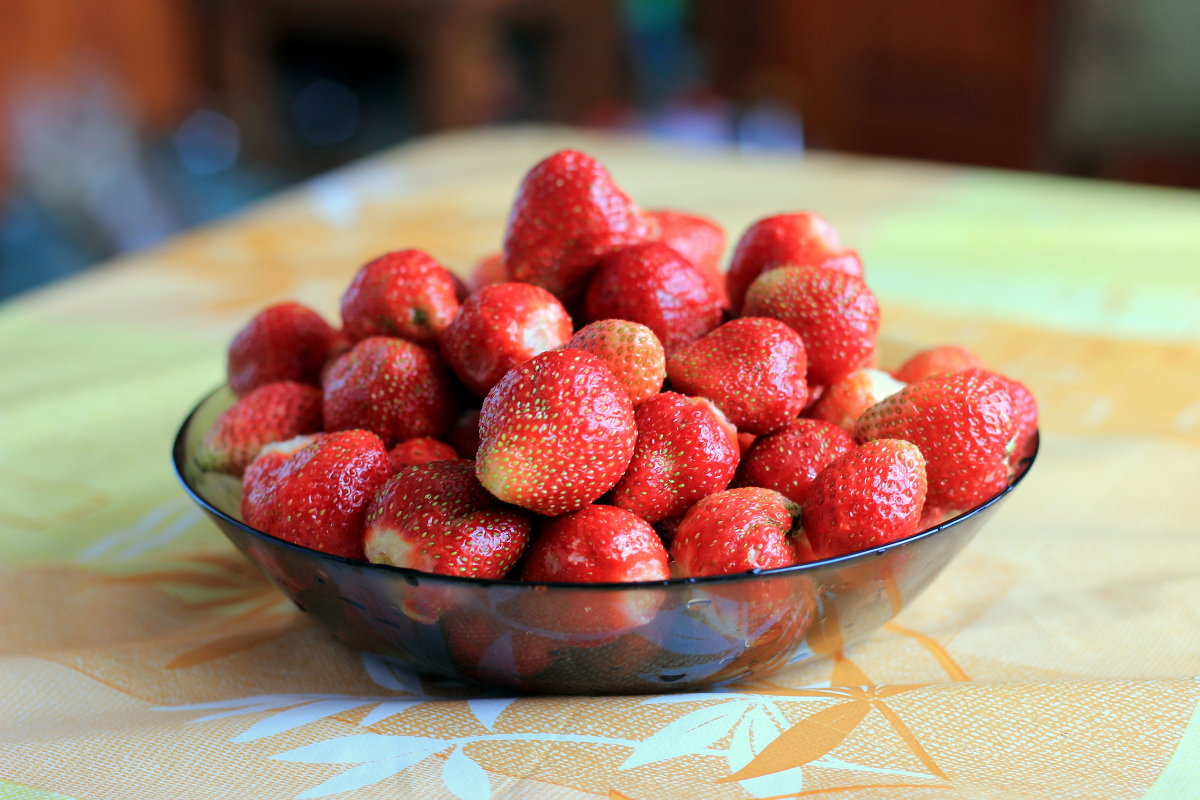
[{"x1": 3, "y1": 127, "x2": 1199, "y2": 799}]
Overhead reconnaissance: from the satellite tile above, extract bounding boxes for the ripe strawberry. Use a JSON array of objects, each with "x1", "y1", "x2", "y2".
[
  {"x1": 666, "y1": 317, "x2": 808, "y2": 435},
  {"x1": 735, "y1": 418, "x2": 855, "y2": 505},
  {"x1": 242, "y1": 429, "x2": 391, "y2": 559},
  {"x1": 649, "y1": 209, "x2": 728, "y2": 305},
  {"x1": 993, "y1": 373, "x2": 1039, "y2": 469},
  {"x1": 743, "y1": 265, "x2": 880, "y2": 387},
  {"x1": 737, "y1": 432, "x2": 757, "y2": 456},
  {"x1": 364, "y1": 459, "x2": 530, "y2": 578},
  {"x1": 387, "y1": 437, "x2": 460, "y2": 471},
  {"x1": 520, "y1": 505, "x2": 669, "y2": 583},
  {"x1": 726, "y1": 212, "x2": 862, "y2": 312},
  {"x1": 894, "y1": 345, "x2": 984, "y2": 383},
  {"x1": 323, "y1": 336, "x2": 458, "y2": 446},
  {"x1": 585, "y1": 242, "x2": 723, "y2": 353},
  {"x1": 467, "y1": 252, "x2": 507, "y2": 293},
  {"x1": 504, "y1": 149, "x2": 654, "y2": 301},
  {"x1": 197, "y1": 381, "x2": 323, "y2": 476},
  {"x1": 440, "y1": 282, "x2": 573, "y2": 396},
  {"x1": 802, "y1": 439, "x2": 927, "y2": 559},
  {"x1": 340, "y1": 249, "x2": 460, "y2": 347},
  {"x1": 448, "y1": 408, "x2": 482, "y2": 458},
  {"x1": 564, "y1": 319, "x2": 666, "y2": 406},
  {"x1": 477, "y1": 349, "x2": 636, "y2": 516},
  {"x1": 240, "y1": 434, "x2": 322, "y2": 530},
  {"x1": 671, "y1": 487, "x2": 800, "y2": 577},
  {"x1": 855, "y1": 368, "x2": 1016, "y2": 509},
  {"x1": 442, "y1": 609, "x2": 557, "y2": 689},
  {"x1": 609, "y1": 392, "x2": 740, "y2": 523},
  {"x1": 809, "y1": 368, "x2": 906, "y2": 432},
  {"x1": 227, "y1": 301, "x2": 336, "y2": 396}
]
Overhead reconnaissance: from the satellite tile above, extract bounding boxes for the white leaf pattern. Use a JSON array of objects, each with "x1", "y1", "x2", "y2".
[
  {"x1": 360, "y1": 700, "x2": 424, "y2": 727},
  {"x1": 467, "y1": 698, "x2": 516, "y2": 731},
  {"x1": 273, "y1": 734, "x2": 443, "y2": 765},
  {"x1": 620, "y1": 701, "x2": 748, "y2": 770},
  {"x1": 233, "y1": 699, "x2": 365, "y2": 742},
  {"x1": 294, "y1": 749, "x2": 442, "y2": 799},
  {"x1": 442, "y1": 747, "x2": 491, "y2": 800}
]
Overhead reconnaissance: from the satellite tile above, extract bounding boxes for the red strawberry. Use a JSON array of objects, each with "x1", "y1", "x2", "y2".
[
  {"x1": 671, "y1": 487, "x2": 800, "y2": 577},
  {"x1": 242, "y1": 429, "x2": 391, "y2": 559},
  {"x1": 467, "y1": 252, "x2": 507, "y2": 293},
  {"x1": 339, "y1": 249, "x2": 460, "y2": 347},
  {"x1": 855, "y1": 368, "x2": 1016, "y2": 509},
  {"x1": 564, "y1": 319, "x2": 666, "y2": 406},
  {"x1": 649, "y1": 209, "x2": 728, "y2": 305},
  {"x1": 992, "y1": 373, "x2": 1039, "y2": 469},
  {"x1": 743, "y1": 264, "x2": 880, "y2": 387},
  {"x1": 227, "y1": 301, "x2": 336, "y2": 396},
  {"x1": 585, "y1": 242, "x2": 724, "y2": 353},
  {"x1": 504, "y1": 149, "x2": 654, "y2": 301},
  {"x1": 609, "y1": 392, "x2": 740, "y2": 523},
  {"x1": 323, "y1": 336, "x2": 458, "y2": 446},
  {"x1": 737, "y1": 432, "x2": 757, "y2": 456},
  {"x1": 666, "y1": 317, "x2": 808, "y2": 435},
  {"x1": 448, "y1": 408, "x2": 483, "y2": 459},
  {"x1": 442, "y1": 609, "x2": 557, "y2": 689},
  {"x1": 477, "y1": 349, "x2": 636, "y2": 516},
  {"x1": 808, "y1": 368, "x2": 906, "y2": 432},
  {"x1": 726, "y1": 212, "x2": 862, "y2": 312},
  {"x1": 520, "y1": 505, "x2": 669, "y2": 583},
  {"x1": 387, "y1": 437, "x2": 460, "y2": 471},
  {"x1": 894, "y1": 345, "x2": 984, "y2": 383},
  {"x1": 440, "y1": 282, "x2": 573, "y2": 396},
  {"x1": 802, "y1": 439, "x2": 927, "y2": 559},
  {"x1": 240, "y1": 434, "x2": 323, "y2": 530},
  {"x1": 364, "y1": 459, "x2": 530, "y2": 578},
  {"x1": 735, "y1": 418, "x2": 855, "y2": 505},
  {"x1": 197, "y1": 382, "x2": 324, "y2": 476}
]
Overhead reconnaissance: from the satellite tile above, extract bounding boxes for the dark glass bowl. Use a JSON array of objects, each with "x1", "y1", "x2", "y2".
[{"x1": 174, "y1": 387, "x2": 1037, "y2": 695}]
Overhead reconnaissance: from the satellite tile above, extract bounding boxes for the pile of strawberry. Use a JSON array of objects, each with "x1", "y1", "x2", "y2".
[{"x1": 199, "y1": 149, "x2": 1037, "y2": 585}]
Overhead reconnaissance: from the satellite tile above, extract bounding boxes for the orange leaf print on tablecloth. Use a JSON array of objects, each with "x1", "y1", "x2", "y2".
[{"x1": 719, "y1": 700, "x2": 871, "y2": 783}]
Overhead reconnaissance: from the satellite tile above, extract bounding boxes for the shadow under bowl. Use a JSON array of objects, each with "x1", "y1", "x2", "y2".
[{"x1": 174, "y1": 387, "x2": 1037, "y2": 695}]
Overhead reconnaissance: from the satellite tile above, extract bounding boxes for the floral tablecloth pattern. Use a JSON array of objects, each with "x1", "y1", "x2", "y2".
[{"x1": 3, "y1": 128, "x2": 1199, "y2": 799}]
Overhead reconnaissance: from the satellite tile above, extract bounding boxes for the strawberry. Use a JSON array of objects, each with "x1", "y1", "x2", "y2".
[
  {"x1": 894, "y1": 345, "x2": 984, "y2": 383},
  {"x1": 448, "y1": 408, "x2": 483, "y2": 458},
  {"x1": 649, "y1": 209, "x2": 728, "y2": 305},
  {"x1": 440, "y1": 282, "x2": 573, "y2": 396},
  {"x1": 737, "y1": 432, "x2": 757, "y2": 456},
  {"x1": 563, "y1": 319, "x2": 666, "y2": 406},
  {"x1": 467, "y1": 252, "x2": 507, "y2": 293},
  {"x1": 340, "y1": 249, "x2": 461, "y2": 347},
  {"x1": 671, "y1": 487, "x2": 800, "y2": 577},
  {"x1": 442, "y1": 609, "x2": 557, "y2": 689},
  {"x1": 387, "y1": 437, "x2": 460, "y2": 471},
  {"x1": 735, "y1": 418, "x2": 855, "y2": 505},
  {"x1": 585, "y1": 242, "x2": 724, "y2": 353},
  {"x1": 855, "y1": 368, "x2": 1016, "y2": 509},
  {"x1": 520, "y1": 505, "x2": 669, "y2": 583},
  {"x1": 240, "y1": 434, "x2": 322, "y2": 530},
  {"x1": 242, "y1": 429, "x2": 391, "y2": 559},
  {"x1": 743, "y1": 264, "x2": 880, "y2": 387},
  {"x1": 666, "y1": 317, "x2": 808, "y2": 435},
  {"x1": 364, "y1": 459, "x2": 530, "y2": 578},
  {"x1": 503, "y1": 149, "x2": 654, "y2": 301},
  {"x1": 323, "y1": 336, "x2": 458, "y2": 446},
  {"x1": 609, "y1": 392, "x2": 740, "y2": 523},
  {"x1": 227, "y1": 301, "x2": 336, "y2": 396},
  {"x1": 802, "y1": 439, "x2": 927, "y2": 559},
  {"x1": 197, "y1": 381, "x2": 323, "y2": 476},
  {"x1": 992, "y1": 373, "x2": 1039, "y2": 469},
  {"x1": 477, "y1": 349, "x2": 636, "y2": 516},
  {"x1": 809, "y1": 368, "x2": 906, "y2": 432},
  {"x1": 726, "y1": 212, "x2": 862, "y2": 312}
]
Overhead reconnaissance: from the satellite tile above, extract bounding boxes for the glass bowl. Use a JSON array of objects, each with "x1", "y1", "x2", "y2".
[{"x1": 173, "y1": 387, "x2": 1037, "y2": 695}]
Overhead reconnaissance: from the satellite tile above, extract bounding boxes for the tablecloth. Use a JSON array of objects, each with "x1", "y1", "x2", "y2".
[{"x1": 3, "y1": 127, "x2": 1199, "y2": 799}]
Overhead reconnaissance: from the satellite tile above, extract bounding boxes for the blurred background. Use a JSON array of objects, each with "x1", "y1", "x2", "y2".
[{"x1": 2, "y1": 0, "x2": 1198, "y2": 300}]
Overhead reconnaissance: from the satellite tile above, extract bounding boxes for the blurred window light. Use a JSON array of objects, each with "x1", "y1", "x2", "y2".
[
  {"x1": 292, "y1": 79, "x2": 360, "y2": 146},
  {"x1": 174, "y1": 109, "x2": 240, "y2": 176}
]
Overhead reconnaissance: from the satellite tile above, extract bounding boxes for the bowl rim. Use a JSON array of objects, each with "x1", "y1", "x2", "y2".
[{"x1": 173, "y1": 386, "x2": 1038, "y2": 592}]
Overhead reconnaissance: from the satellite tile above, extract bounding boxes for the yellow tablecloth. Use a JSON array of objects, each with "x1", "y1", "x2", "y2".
[{"x1": 3, "y1": 128, "x2": 1199, "y2": 799}]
